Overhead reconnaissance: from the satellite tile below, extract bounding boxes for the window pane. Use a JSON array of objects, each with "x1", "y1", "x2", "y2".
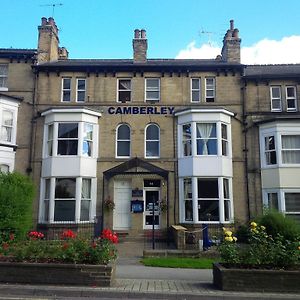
[
  {"x1": 146, "y1": 91, "x2": 159, "y2": 100},
  {"x1": 44, "y1": 200, "x2": 49, "y2": 222},
  {"x1": 286, "y1": 87, "x2": 295, "y2": 98},
  {"x1": 146, "y1": 79, "x2": 159, "y2": 89},
  {"x1": 119, "y1": 91, "x2": 131, "y2": 102},
  {"x1": 54, "y1": 200, "x2": 75, "y2": 221},
  {"x1": 146, "y1": 141, "x2": 159, "y2": 157},
  {"x1": 82, "y1": 178, "x2": 91, "y2": 199},
  {"x1": 1, "y1": 126, "x2": 12, "y2": 142},
  {"x1": 221, "y1": 124, "x2": 227, "y2": 139},
  {"x1": 184, "y1": 178, "x2": 192, "y2": 199},
  {"x1": 80, "y1": 200, "x2": 90, "y2": 221},
  {"x1": 118, "y1": 80, "x2": 131, "y2": 90},
  {"x1": 2, "y1": 111, "x2": 13, "y2": 126},
  {"x1": 192, "y1": 79, "x2": 200, "y2": 89},
  {"x1": 146, "y1": 125, "x2": 159, "y2": 140},
  {"x1": 63, "y1": 78, "x2": 71, "y2": 89},
  {"x1": 267, "y1": 193, "x2": 278, "y2": 210},
  {"x1": 58, "y1": 140, "x2": 78, "y2": 155},
  {"x1": 55, "y1": 178, "x2": 76, "y2": 198},
  {"x1": 197, "y1": 139, "x2": 217, "y2": 155},
  {"x1": 285, "y1": 193, "x2": 300, "y2": 212},
  {"x1": 77, "y1": 79, "x2": 85, "y2": 90},
  {"x1": 192, "y1": 91, "x2": 200, "y2": 102},
  {"x1": 185, "y1": 200, "x2": 193, "y2": 221},
  {"x1": 83, "y1": 140, "x2": 92, "y2": 156},
  {"x1": 198, "y1": 200, "x2": 219, "y2": 221},
  {"x1": 183, "y1": 124, "x2": 191, "y2": 139},
  {"x1": 84, "y1": 123, "x2": 93, "y2": 140},
  {"x1": 197, "y1": 123, "x2": 216, "y2": 138},
  {"x1": 224, "y1": 200, "x2": 230, "y2": 221},
  {"x1": 117, "y1": 141, "x2": 130, "y2": 156},
  {"x1": 287, "y1": 99, "x2": 296, "y2": 109},
  {"x1": 265, "y1": 136, "x2": 275, "y2": 150},
  {"x1": 223, "y1": 179, "x2": 229, "y2": 199},
  {"x1": 0, "y1": 65, "x2": 8, "y2": 76},
  {"x1": 282, "y1": 136, "x2": 300, "y2": 149},
  {"x1": 271, "y1": 87, "x2": 280, "y2": 98},
  {"x1": 198, "y1": 179, "x2": 218, "y2": 198},
  {"x1": 117, "y1": 125, "x2": 130, "y2": 139},
  {"x1": 45, "y1": 179, "x2": 50, "y2": 199},
  {"x1": 77, "y1": 91, "x2": 85, "y2": 102},
  {"x1": 58, "y1": 123, "x2": 78, "y2": 138}
]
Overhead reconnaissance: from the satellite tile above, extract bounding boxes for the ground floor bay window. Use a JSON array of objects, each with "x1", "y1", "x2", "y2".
[
  {"x1": 263, "y1": 189, "x2": 300, "y2": 222},
  {"x1": 180, "y1": 176, "x2": 233, "y2": 224},
  {"x1": 40, "y1": 177, "x2": 96, "y2": 223}
]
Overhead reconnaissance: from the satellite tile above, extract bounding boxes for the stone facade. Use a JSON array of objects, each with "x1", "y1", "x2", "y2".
[{"x1": 1, "y1": 18, "x2": 299, "y2": 237}]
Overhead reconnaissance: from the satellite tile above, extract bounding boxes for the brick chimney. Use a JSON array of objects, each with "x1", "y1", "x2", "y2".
[
  {"x1": 37, "y1": 17, "x2": 65, "y2": 63},
  {"x1": 221, "y1": 20, "x2": 241, "y2": 63},
  {"x1": 133, "y1": 29, "x2": 147, "y2": 63}
]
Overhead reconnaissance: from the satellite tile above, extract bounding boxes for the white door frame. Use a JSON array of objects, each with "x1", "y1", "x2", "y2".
[{"x1": 143, "y1": 187, "x2": 160, "y2": 229}]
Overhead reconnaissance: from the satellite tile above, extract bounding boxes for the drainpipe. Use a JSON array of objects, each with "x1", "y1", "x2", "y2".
[
  {"x1": 241, "y1": 84, "x2": 251, "y2": 221},
  {"x1": 172, "y1": 114, "x2": 178, "y2": 224}
]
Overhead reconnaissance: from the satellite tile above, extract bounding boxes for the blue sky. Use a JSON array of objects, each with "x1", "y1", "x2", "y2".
[{"x1": 2, "y1": 0, "x2": 300, "y2": 63}]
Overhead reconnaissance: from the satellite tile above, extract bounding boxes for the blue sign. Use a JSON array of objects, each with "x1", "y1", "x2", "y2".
[
  {"x1": 131, "y1": 200, "x2": 144, "y2": 213},
  {"x1": 108, "y1": 106, "x2": 175, "y2": 115}
]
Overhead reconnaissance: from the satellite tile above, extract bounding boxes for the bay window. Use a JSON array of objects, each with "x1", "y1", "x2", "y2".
[
  {"x1": 281, "y1": 135, "x2": 300, "y2": 164},
  {"x1": 196, "y1": 123, "x2": 217, "y2": 155},
  {"x1": 182, "y1": 177, "x2": 232, "y2": 223}
]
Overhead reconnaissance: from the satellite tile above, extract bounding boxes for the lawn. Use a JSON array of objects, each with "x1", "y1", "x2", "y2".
[{"x1": 141, "y1": 257, "x2": 217, "y2": 269}]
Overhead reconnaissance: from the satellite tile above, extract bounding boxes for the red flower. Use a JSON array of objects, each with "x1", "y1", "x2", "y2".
[
  {"x1": 100, "y1": 229, "x2": 118, "y2": 244},
  {"x1": 28, "y1": 231, "x2": 44, "y2": 240},
  {"x1": 61, "y1": 229, "x2": 76, "y2": 240},
  {"x1": 2, "y1": 242, "x2": 9, "y2": 251},
  {"x1": 62, "y1": 242, "x2": 69, "y2": 250},
  {"x1": 9, "y1": 233, "x2": 15, "y2": 241}
]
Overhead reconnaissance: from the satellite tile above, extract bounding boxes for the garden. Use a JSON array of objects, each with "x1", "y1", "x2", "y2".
[{"x1": 0, "y1": 172, "x2": 118, "y2": 286}]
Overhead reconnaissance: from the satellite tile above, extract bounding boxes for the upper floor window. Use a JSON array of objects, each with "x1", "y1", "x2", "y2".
[
  {"x1": 57, "y1": 123, "x2": 78, "y2": 155},
  {"x1": 116, "y1": 124, "x2": 131, "y2": 157},
  {"x1": 270, "y1": 86, "x2": 282, "y2": 111},
  {"x1": 61, "y1": 78, "x2": 71, "y2": 102},
  {"x1": 196, "y1": 123, "x2": 217, "y2": 155},
  {"x1": 281, "y1": 135, "x2": 300, "y2": 164},
  {"x1": 0, "y1": 64, "x2": 8, "y2": 90},
  {"x1": 0, "y1": 110, "x2": 13, "y2": 143},
  {"x1": 191, "y1": 78, "x2": 201, "y2": 102},
  {"x1": 76, "y1": 78, "x2": 86, "y2": 102},
  {"x1": 182, "y1": 123, "x2": 192, "y2": 157},
  {"x1": 145, "y1": 78, "x2": 160, "y2": 101},
  {"x1": 145, "y1": 124, "x2": 160, "y2": 158},
  {"x1": 286, "y1": 86, "x2": 297, "y2": 111},
  {"x1": 265, "y1": 135, "x2": 277, "y2": 165},
  {"x1": 46, "y1": 122, "x2": 95, "y2": 157},
  {"x1": 205, "y1": 77, "x2": 215, "y2": 102},
  {"x1": 118, "y1": 79, "x2": 131, "y2": 102}
]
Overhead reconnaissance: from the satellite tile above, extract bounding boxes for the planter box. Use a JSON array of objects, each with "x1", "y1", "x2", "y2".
[
  {"x1": 213, "y1": 262, "x2": 300, "y2": 292},
  {"x1": 0, "y1": 262, "x2": 115, "y2": 287}
]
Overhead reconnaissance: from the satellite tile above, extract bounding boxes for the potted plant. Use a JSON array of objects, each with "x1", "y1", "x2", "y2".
[
  {"x1": 213, "y1": 216, "x2": 300, "y2": 292},
  {"x1": 104, "y1": 196, "x2": 115, "y2": 212},
  {"x1": 0, "y1": 228, "x2": 118, "y2": 287}
]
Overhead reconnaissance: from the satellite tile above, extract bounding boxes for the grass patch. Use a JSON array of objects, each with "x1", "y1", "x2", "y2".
[{"x1": 141, "y1": 257, "x2": 217, "y2": 269}]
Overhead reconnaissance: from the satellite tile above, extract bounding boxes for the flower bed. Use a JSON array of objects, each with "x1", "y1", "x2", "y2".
[
  {"x1": 0, "y1": 228, "x2": 118, "y2": 286},
  {"x1": 213, "y1": 218, "x2": 300, "y2": 292},
  {"x1": 213, "y1": 262, "x2": 300, "y2": 292}
]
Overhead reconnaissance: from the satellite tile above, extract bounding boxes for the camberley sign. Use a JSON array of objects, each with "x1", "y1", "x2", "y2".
[{"x1": 108, "y1": 106, "x2": 175, "y2": 115}]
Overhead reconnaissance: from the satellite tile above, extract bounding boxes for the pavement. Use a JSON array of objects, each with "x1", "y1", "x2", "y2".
[{"x1": 0, "y1": 241, "x2": 299, "y2": 299}]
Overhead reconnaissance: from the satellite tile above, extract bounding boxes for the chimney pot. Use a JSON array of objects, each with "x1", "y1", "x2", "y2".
[
  {"x1": 41, "y1": 17, "x2": 47, "y2": 26},
  {"x1": 233, "y1": 28, "x2": 239, "y2": 38},
  {"x1": 230, "y1": 20, "x2": 234, "y2": 31},
  {"x1": 141, "y1": 29, "x2": 146, "y2": 39},
  {"x1": 134, "y1": 29, "x2": 140, "y2": 39}
]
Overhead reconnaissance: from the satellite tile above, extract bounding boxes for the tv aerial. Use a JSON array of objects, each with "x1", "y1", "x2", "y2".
[{"x1": 40, "y1": 3, "x2": 63, "y2": 18}]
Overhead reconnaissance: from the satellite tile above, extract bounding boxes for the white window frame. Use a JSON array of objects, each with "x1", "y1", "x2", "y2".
[
  {"x1": 116, "y1": 123, "x2": 131, "y2": 158},
  {"x1": 270, "y1": 86, "x2": 282, "y2": 112},
  {"x1": 191, "y1": 78, "x2": 201, "y2": 102},
  {"x1": 145, "y1": 78, "x2": 160, "y2": 102},
  {"x1": 286, "y1": 86, "x2": 297, "y2": 112},
  {"x1": 205, "y1": 77, "x2": 215, "y2": 102},
  {"x1": 221, "y1": 123, "x2": 228, "y2": 156},
  {"x1": 180, "y1": 176, "x2": 233, "y2": 224},
  {"x1": 183, "y1": 177, "x2": 193, "y2": 222},
  {"x1": 145, "y1": 123, "x2": 160, "y2": 158},
  {"x1": 76, "y1": 78, "x2": 86, "y2": 102},
  {"x1": 117, "y1": 79, "x2": 131, "y2": 103},
  {"x1": 182, "y1": 123, "x2": 192, "y2": 157},
  {"x1": 0, "y1": 105, "x2": 17, "y2": 145},
  {"x1": 40, "y1": 177, "x2": 95, "y2": 223},
  {"x1": 0, "y1": 64, "x2": 8, "y2": 91},
  {"x1": 0, "y1": 109, "x2": 14, "y2": 143},
  {"x1": 196, "y1": 123, "x2": 217, "y2": 156},
  {"x1": 281, "y1": 134, "x2": 300, "y2": 165},
  {"x1": 57, "y1": 123, "x2": 79, "y2": 156},
  {"x1": 61, "y1": 78, "x2": 72, "y2": 102}
]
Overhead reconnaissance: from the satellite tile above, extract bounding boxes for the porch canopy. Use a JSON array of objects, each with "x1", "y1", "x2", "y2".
[{"x1": 103, "y1": 157, "x2": 169, "y2": 180}]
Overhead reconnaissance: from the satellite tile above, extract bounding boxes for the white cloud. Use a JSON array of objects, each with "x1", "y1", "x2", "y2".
[{"x1": 176, "y1": 36, "x2": 300, "y2": 64}]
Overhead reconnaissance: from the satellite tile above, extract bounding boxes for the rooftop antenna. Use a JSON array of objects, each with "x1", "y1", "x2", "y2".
[
  {"x1": 40, "y1": 3, "x2": 63, "y2": 18},
  {"x1": 199, "y1": 28, "x2": 214, "y2": 46}
]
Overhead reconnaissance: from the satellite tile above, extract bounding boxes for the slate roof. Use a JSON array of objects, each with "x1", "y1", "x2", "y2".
[
  {"x1": 244, "y1": 64, "x2": 300, "y2": 79},
  {"x1": 34, "y1": 58, "x2": 243, "y2": 72},
  {"x1": 0, "y1": 48, "x2": 36, "y2": 59}
]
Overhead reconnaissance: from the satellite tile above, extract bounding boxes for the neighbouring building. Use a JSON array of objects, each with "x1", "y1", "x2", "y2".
[{"x1": 0, "y1": 17, "x2": 299, "y2": 238}]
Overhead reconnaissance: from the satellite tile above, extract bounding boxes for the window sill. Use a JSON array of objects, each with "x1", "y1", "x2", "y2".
[{"x1": 0, "y1": 87, "x2": 8, "y2": 92}]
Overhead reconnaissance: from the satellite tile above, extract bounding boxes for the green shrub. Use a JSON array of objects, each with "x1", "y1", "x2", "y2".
[
  {"x1": 257, "y1": 211, "x2": 300, "y2": 241},
  {"x1": 0, "y1": 172, "x2": 35, "y2": 241}
]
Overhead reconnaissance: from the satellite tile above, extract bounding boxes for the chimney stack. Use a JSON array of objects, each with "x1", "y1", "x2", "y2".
[
  {"x1": 221, "y1": 19, "x2": 241, "y2": 63},
  {"x1": 37, "y1": 17, "x2": 68, "y2": 63},
  {"x1": 133, "y1": 28, "x2": 148, "y2": 63}
]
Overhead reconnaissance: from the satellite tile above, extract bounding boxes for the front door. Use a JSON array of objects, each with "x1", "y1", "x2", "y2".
[
  {"x1": 113, "y1": 180, "x2": 131, "y2": 230},
  {"x1": 144, "y1": 189, "x2": 160, "y2": 229}
]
